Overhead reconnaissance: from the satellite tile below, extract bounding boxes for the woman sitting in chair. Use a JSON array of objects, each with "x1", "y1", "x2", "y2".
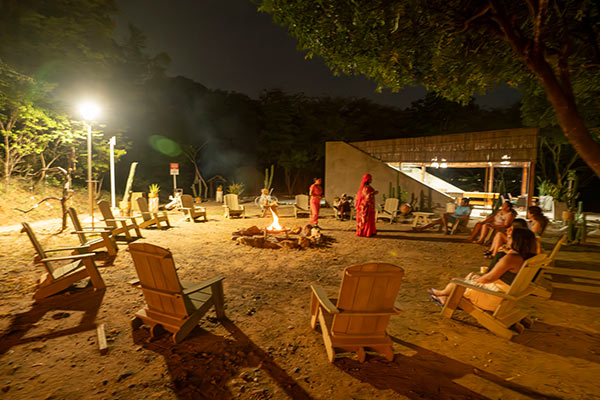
[
  {"x1": 467, "y1": 201, "x2": 517, "y2": 244},
  {"x1": 527, "y1": 205, "x2": 549, "y2": 237},
  {"x1": 429, "y1": 228, "x2": 538, "y2": 309}
]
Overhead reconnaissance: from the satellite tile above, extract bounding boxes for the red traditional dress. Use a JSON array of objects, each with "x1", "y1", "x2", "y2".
[
  {"x1": 356, "y1": 174, "x2": 377, "y2": 237},
  {"x1": 309, "y1": 182, "x2": 323, "y2": 226}
]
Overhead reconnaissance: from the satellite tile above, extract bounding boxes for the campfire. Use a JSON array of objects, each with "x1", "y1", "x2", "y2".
[
  {"x1": 232, "y1": 210, "x2": 327, "y2": 249},
  {"x1": 265, "y1": 208, "x2": 286, "y2": 233}
]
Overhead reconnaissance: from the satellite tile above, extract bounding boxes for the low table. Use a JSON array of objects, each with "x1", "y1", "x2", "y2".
[{"x1": 412, "y1": 212, "x2": 435, "y2": 228}]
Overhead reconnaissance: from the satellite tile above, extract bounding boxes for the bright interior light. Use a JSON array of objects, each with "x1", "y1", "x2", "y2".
[{"x1": 78, "y1": 100, "x2": 100, "y2": 121}]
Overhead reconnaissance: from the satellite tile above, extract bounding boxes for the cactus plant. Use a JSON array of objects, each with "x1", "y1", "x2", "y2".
[{"x1": 264, "y1": 164, "x2": 274, "y2": 190}]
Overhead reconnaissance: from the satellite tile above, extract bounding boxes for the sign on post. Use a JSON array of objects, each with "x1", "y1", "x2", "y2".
[{"x1": 170, "y1": 163, "x2": 179, "y2": 195}]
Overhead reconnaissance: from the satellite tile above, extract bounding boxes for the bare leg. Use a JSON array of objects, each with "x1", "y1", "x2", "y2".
[
  {"x1": 468, "y1": 222, "x2": 483, "y2": 241},
  {"x1": 476, "y1": 224, "x2": 491, "y2": 244},
  {"x1": 441, "y1": 213, "x2": 451, "y2": 233},
  {"x1": 415, "y1": 218, "x2": 442, "y2": 231},
  {"x1": 489, "y1": 232, "x2": 507, "y2": 255}
]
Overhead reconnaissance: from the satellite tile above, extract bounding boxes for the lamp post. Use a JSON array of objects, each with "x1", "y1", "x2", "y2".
[{"x1": 78, "y1": 100, "x2": 100, "y2": 226}]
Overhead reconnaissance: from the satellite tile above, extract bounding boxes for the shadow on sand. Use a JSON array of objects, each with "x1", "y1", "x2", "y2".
[
  {"x1": 0, "y1": 287, "x2": 105, "y2": 355},
  {"x1": 133, "y1": 318, "x2": 312, "y2": 399},
  {"x1": 335, "y1": 337, "x2": 562, "y2": 400},
  {"x1": 373, "y1": 233, "x2": 467, "y2": 243},
  {"x1": 513, "y1": 321, "x2": 600, "y2": 364}
]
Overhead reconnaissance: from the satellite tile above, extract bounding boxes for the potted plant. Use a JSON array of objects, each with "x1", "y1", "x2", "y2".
[
  {"x1": 562, "y1": 170, "x2": 579, "y2": 221},
  {"x1": 148, "y1": 184, "x2": 160, "y2": 212}
]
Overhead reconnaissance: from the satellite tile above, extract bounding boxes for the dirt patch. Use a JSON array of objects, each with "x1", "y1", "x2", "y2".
[{"x1": 1, "y1": 201, "x2": 599, "y2": 399}]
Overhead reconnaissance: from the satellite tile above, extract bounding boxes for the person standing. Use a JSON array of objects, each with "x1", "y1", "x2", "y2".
[
  {"x1": 356, "y1": 173, "x2": 378, "y2": 237},
  {"x1": 309, "y1": 178, "x2": 323, "y2": 227}
]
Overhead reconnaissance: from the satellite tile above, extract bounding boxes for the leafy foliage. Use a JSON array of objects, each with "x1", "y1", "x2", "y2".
[{"x1": 256, "y1": 0, "x2": 600, "y2": 176}]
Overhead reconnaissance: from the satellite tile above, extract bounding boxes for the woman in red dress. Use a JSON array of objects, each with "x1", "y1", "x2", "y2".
[
  {"x1": 356, "y1": 173, "x2": 378, "y2": 237},
  {"x1": 309, "y1": 177, "x2": 323, "y2": 226}
]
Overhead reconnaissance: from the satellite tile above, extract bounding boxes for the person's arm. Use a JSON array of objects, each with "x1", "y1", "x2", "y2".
[
  {"x1": 483, "y1": 211, "x2": 496, "y2": 224},
  {"x1": 474, "y1": 253, "x2": 519, "y2": 283}
]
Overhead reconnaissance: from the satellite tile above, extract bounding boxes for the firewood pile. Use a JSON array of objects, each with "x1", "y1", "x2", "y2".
[{"x1": 232, "y1": 224, "x2": 328, "y2": 249}]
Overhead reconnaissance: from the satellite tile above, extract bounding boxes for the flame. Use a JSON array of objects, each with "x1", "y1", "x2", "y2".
[{"x1": 266, "y1": 208, "x2": 284, "y2": 231}]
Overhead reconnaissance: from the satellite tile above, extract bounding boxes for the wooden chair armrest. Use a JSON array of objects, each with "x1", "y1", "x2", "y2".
[
  {"x1": 44, "y1": 246, "x2": 90, "y2": 253},
  {"x1": 39, "y1": 253, "x2": 96, "y2": 263},
  {"x1": 80, "y1": 226, "x2": 113, "y2": 231},
  {"x1": 104, "y1": 217, "x2": 131, "y2": 222},
  {"x1": 71, "y1": 230, "x2": 110, "y2": 235},
  {"x1": 311, "y1": 285, "x2": 339, "y2": 314},
  {"x1": 182, "y1": 276, "x2": 226, "y2": 295},
  {"x1": 451, "y1": 278, "x2": 517, "y2": 300}
]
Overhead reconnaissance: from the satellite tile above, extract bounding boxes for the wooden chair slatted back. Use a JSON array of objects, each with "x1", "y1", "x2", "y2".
[
  {"x1": 503, "y1": 254, "x2": 548, "y2": 297},
  {"x1": 21, "y1": 222, "x2": 54, "y2": 277},
  {"x1": 128, "y1": 243, "x2": 188, "y2": 318},
  {"x1": 333, "y1": 263, "x2": 404, "y2": 336},
  {"x1": 181, "y1": 194, "x2": 194, "y2": 209},
  {"x1": 295, "y1": 194, "x2": 309, "y2": 210},
  {"x1": 136, "y1": 197, "x2": 153, "y2": 221},
  {"x1": 224, "y1": 194, "x2": 241, "y2": 211},
  {"x1": 97, "y1": 201, "x2": 117, "y2": 229},
  {"x1": 548, "y1": 235, "x2": 567, "y2": 263},
  {"x1": 384, "y1": 198, "x2": 399, "y2": 214},
  {"x1": 67, "y1": 207, "x2": 87, "y2": 244}
]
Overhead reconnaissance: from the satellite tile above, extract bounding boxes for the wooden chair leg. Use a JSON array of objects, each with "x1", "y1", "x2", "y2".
[
  {"x1": 82, "y1": 258, "x2": 105, "y2": 291},
  {"x1": 211, "y1": 281, "x2": 226, "y2": 320},
  {"x1": 441, "y1": 285, "x2": 465, "y2": 319},
  {"x1": 357, "y1": 347, "x2": 366, "y2": 362},
  {"x1": 131, "y1": 316, "x2": 143, "y2": 331}
]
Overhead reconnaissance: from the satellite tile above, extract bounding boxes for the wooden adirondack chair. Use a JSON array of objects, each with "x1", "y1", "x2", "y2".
[
  {"x1": 531, "y1": 235, "x2": 567, "y2": 298},
  {"x1": 135, "y1": 197, "x2": 171, "y2": 229},
  {"x1": 294, "y1": 194, "x2": 310, "y2": 218},
  {"x1": 128, "y1": 243, "x2": 226, "y2": 343},
  {"x1": 441, "y1": 254, "x2": 549, "y2": 339},
  {"x1": 448, "y1": 212, "x2": 471, "y2": 235},
  {"x1": 310, "y1": 263, "x2": 405, "y2": 362},
  {"x1": 223, "y1": 194, "x2": 245, "y2": 219},
  {"x1": 67, "y1": 207, "x2": 117, "y2": 257},
  {"x1": 21, "y1": 222, "x2": 105, "y2": 300},
  {"x1": 181, "y1": 194, "x2": 207, "y2": 222},
  {"x1": 376, "y1": 198, "x2": 400, "y2": 223},
  {"x1": 536, "y1": 235, "x2": 600, "y2": 295},
  {"x1": 97, "y1": 200, "x2": 142, "y2": 241}
]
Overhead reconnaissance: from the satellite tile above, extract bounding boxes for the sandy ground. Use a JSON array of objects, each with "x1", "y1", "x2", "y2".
[{"x1": 1, "y1": 201, "x2": 599, "y2": 400}]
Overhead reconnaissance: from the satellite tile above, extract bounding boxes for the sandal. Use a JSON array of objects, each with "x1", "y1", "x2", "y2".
[{"x1": 430, "y1": 294, "x2": 444, "y2": 308}]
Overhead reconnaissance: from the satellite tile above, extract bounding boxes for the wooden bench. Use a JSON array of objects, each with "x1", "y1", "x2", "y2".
[{"x1": 461, "y1": 192, "x2": 500, "y2": 208}]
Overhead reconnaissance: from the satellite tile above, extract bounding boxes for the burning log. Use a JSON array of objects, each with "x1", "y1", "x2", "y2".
[{"x1": 232, "y1": 211, "x2": 328, "y2": 249}]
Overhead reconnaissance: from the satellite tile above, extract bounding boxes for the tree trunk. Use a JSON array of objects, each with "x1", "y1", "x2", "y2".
[
  {"x1": 4, "y1": 133, "x2": 9, "y2": 188},
  {"x1": 526, "y1": 55, "x2": 600, "y2": 178}
]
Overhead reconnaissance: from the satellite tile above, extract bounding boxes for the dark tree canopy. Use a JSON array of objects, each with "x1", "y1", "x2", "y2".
[{"x1": 256, "y1": 0, "x2": 600, "y2": 176}]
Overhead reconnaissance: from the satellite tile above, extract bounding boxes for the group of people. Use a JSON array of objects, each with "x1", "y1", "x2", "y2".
[
  {"x1": 305, "y1": 173, "x2": 378, "y2": 237},
  {"x1": 306, "y1": 174, "x2": 549, "y2": 311}
]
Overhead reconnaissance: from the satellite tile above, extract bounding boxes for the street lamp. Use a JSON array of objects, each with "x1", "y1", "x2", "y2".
[{"x1": 78, "y1": 100, "x2": 100, "y2": 226}]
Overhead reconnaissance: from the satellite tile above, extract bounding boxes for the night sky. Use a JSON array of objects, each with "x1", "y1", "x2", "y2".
[{"x1": 115, "y1": 0, "x2": 521, "y2": 109}]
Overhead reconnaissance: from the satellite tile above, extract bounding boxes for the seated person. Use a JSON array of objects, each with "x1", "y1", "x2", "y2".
[
  {"x1": 333, "y1": 194, "x2": 352, "y2": 220},
  {"x1": 485, "y1": 218, "x2": 529, "y2": 258},
  {"x1": 259, "y1": 189, "x2": 278, "y2": 217},
  {"x1": 527, "y1": 205, "x2": 549, "y2": 237},
  {"x1": 429, "y1": 228, "x2": 538, "y2": 309},
  {"x1": 468, "y1": 201, "x2": 517, "y2": 244},
  {"x1": 414, "y1": 198, "x2": 471, "y2": 234}
]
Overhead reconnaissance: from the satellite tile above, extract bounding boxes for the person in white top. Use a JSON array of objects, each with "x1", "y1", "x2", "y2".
[{"x1": 468, "y1": 201, "x2": 517, "y2": 244}]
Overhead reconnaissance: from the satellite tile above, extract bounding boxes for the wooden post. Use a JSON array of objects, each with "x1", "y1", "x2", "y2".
[
  {"x1": 421, "y1": 165, "x2": 426, "y2": 182},
  {"x1": 484, "y1": 167, "x2": 489, "y2": 192},
  {"x1": 526, "y1": 162, "x2": 535, "y2": 210},
  {"x1": 521, "y1": 165, "x2": 528, "y2": 196},
  {"x1": 488, "y1": 165, "x2": 495, "y2": 193}
]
